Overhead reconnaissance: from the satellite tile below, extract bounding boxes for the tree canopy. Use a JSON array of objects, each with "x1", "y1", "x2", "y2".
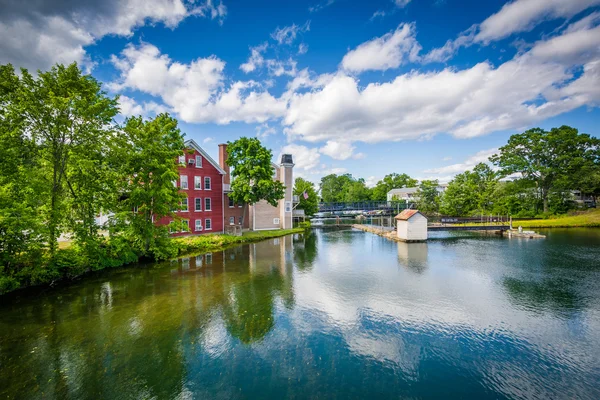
[
  {"x1": 490, "y1": 126, "x2": 599, "y2": 213},
  {"x1": 293, "y1": 177, "x2": 319, "y2": 216}
]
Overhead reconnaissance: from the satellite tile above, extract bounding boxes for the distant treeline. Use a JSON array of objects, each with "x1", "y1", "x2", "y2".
[{"x1": 319, "y1": 126, "x2": 600, "y2": 217}]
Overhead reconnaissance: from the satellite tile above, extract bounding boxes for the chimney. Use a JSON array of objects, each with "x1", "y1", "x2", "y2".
[{"x1": 218, "y1": 143, "x2": 230, "y2": 184}]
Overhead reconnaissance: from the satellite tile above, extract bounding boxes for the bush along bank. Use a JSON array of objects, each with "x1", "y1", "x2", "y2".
[{"x1": 0, "y1": 228, "x2": 306, "y2": 296}]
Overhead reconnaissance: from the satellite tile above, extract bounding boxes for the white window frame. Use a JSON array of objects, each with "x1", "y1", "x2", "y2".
[
  {"x1": 195, "y1": 219, "x2": 203, "y2": 232},
  {"x1": 238, "y1": 216, "x2": 243, "y2": 225},
  {"x1": 204, "y1": 177, "x2": 211, "y2": 190},
  {"x1": 195, "y1": 198, "x2": 202, "y2": 212},
  {"x1": 181, "y1": 219, "x2": 189, "y2": 232},
  {"x1": 195, "y1": 155, "x2": 202, "y2": 168},
  {"x1": 181, "y1": 198, "x2": 188, "y2": 212},
  {"x1": 172, "y1": 180, "x2": 177, "y2": 188},
  {"x1": 194, "y1": 176, "x2": 202, "y2": 190},
  {"x1": 285, "y1": 201, "x2": 291, "y2": 213},
  {"x1": 205, "y1": 218, "x2": 212, "y2": 230},
  {"x1": 229, "y1": 197, "x2": 234, "y2": 208},
  {"x1": 169, "y1": 221, "x2": 178, "y2": 233},
  {"x1": 229, "y1": 216, "x2": 235, "y2": 225},
  {"x1": 178, "y1": 155, "x2": 185, "y2": 164},
  {"x1": 180, "y1": 175, "x2": 188, "y2": 190},
  {"x1": 273, "y1": 218, "x2": 280, "y2": 225},
  {"x1": 205, "y1": 197, "x2": 211, "y2": 211}
]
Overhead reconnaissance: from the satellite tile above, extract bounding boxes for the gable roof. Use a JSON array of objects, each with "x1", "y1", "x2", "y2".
[
  {"x1": 184, "y1": 139, "x2": 226, "y2": 175},
  {"x1": 395, "y1": 209, "x2": 426, "y2": 221},
  {"x1": 388, "y1": 187, "x2": 419, "y2": 195}
]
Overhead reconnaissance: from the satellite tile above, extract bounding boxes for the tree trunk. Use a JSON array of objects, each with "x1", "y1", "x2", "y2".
[{"x1": 542, "y1": 188, "x2": 549, "y2": 214}]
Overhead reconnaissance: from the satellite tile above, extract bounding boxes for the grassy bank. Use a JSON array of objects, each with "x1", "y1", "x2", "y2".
[
  {"x1": 516, "y1": 209, "x2": 600, "y2": 228},
  {"x1": 173, "y1": 228, "x2": 305, "y2": 255},
  {"x1": 1, "y1": 228, "x2": 305, "y2": 296}
]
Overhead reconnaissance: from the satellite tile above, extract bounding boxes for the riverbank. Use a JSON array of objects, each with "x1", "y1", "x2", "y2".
[
  {"x1": 516, "y1": 209, "x2": 600, "y2": 228},
  {"x1": 0, "y1": 228, "x2": 305, "y2": 296}
]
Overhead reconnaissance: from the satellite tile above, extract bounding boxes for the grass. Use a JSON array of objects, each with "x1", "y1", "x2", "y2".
[
  {"x1": 515, "y1": 209, "x2": 600, "y2": 228},
  {"x1": 173, "y1": 228, "x2": 305, "y2": 256}
]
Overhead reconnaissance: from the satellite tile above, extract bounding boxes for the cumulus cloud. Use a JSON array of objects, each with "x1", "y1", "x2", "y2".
[
  {"x1": 341, "y1": 23, "x2": 421, "y2": 72},
  {"x1": 394, "y1": 0, "x2": 412, "y2": 7},
  {"x1": 111, "y1": 43, "x2": 286, "y2": 124},
  {"x1": 309, "y1": 0, "x2": 335, "y2": 13},
  {"x1": 319, "y1": 140, "x2": 364, "y2": 160},
  {"x1": 271, "y1": 21, "x2": 311, "y2": 45},
  {"x1": 423, "y1": 148, "x2": 499, "y2": 176},
  {"x1": 298, "y1": 43, "x2": 309, "y2": 54},
  {"x1": 280, "y1": 144, "x2": 321, "y2": 171},
  {"x1": 284, "y1": 18, "x2": 600, "y2": 143},
  {"x1": 255, "y1": 123, "x2": 277, "y2": 138},
  {"x1": 0, "y1": 0, "x2": 226, "y2": 72},
  {"x1": 118, "y1": 95, "x2": 169, "y2": 117}
]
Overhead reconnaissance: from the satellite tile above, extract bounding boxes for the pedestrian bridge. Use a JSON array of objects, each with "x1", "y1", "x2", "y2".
[{"x1": 318, "y1": 201, "x2": 413, "y2": 214}]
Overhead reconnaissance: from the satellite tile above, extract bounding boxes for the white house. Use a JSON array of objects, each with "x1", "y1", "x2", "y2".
[
  {"x1": 395, "y1": 209, "x2": 428, "y2": 242},
  {"x1": 387, "y1": 184, "x2": 447, "y2": 202}
]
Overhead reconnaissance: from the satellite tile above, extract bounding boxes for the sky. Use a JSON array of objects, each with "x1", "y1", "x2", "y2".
[{"x1": 2, "y1": 0, "x2": 600, "y2": 186}]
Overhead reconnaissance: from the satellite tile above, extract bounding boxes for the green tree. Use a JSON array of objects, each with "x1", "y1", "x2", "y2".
[
  {"x1": 226, "y1": 137, "x2": 285, "y2": 225},
  {"x1": 320, "y1": 173, "x2": 353, "y2": 202},
  {"x1": 440, "y1": 163, "x2": 498, "y2": 216},
  {"x1": 293, "y1": 177, "x2": 319, "y2": 216},
  {"x1": 415, "y1": 180, "x2": 440, "y2": 215},
  {"x1": 113, "y1": 113, "x2": 185, "y2": 258},
  {"x1": 17, "y1": 63, "x2": 119, "y2": 254},
  {"x1": 490, "y1": 126, "x2": 599, "y2": 213},
  {"x1": 344, "y1": 178, "x2": 372, "y2": 202},
  {"x1": 371, "y1": 173, "x2": 418, "y2": 201}
]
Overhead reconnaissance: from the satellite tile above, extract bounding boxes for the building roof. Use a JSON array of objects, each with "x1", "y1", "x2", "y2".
[
  {"x1": 388, "y1": 187, "x2": 419, "y2": 195},
  {"x1": 394, "y1": 209, "x2": 426, "y2": 221},
  {"x1": 185, "y1": 139, "x2": 226, "y2": 175}
]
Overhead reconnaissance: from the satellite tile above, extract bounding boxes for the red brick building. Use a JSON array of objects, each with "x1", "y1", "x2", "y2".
[{"x1": 159, "y1": 139, "x2": 226, "y2": 236}]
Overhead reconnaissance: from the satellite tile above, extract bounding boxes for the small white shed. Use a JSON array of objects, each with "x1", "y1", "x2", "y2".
[{"x1": 395, "y1": 210, "x2": 428, "y2": 242}]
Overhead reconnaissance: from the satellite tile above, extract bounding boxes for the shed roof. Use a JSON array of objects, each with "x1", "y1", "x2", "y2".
[{"x1": 394, "y1": 209, "x2": 426, "y2": 221}]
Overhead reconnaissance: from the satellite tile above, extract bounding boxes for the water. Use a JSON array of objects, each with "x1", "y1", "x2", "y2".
[{"x1": 1, "y1": 228, "x2": 600, "y2": 399}]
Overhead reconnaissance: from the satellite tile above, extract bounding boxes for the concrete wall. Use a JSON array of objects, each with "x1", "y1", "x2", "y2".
[
  {"x1": 279, "y1": 162, "x2": 293, "y2": 230},
  {"x1": 252, "y1": 200, "x2": 281, "y2": 230}
]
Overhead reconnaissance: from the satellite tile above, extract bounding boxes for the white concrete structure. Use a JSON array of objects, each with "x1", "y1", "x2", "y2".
[{"x1": 395, "y1": 210, "x2": 428, "y2": 242}]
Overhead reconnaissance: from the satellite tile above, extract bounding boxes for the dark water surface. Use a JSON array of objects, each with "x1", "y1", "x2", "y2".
[{"x1": 2, "y1": 228, "x2": 600, "y2": 399}]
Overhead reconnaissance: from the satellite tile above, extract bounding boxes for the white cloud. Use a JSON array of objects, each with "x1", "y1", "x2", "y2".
[
  {"x1": 0, "y1": 0, "x2": 226, "y2": 72},
  {"x1": 280, "y1": 144, "x2": 321, "y2": 171},
  {"x1": 298, "y1": 43, "x2": 309, "y2": 55},
  {"x1": 341, "y1": 23, "x2": 421, "y2": 73},
  {"x1": 203, "y1": 137, "x2": 215, "y2": 143},
  {"x1": 394, "y1": 0, "x2": 412, "y2": 7},
  {"x1": 475, "y1": 0, "x2": 600, "y2": 43},
  {"x1": 319, "y1": 140, "x2": 362, "y2": 160},
  {"x1": 284, "y1": 20, "x2": 600, "y2": 143},
  {"x1": 423, "y1": 148, "x2": 498, "y2": 175},
  {"x1": 370, "y1": 10, "x2": 387, "y2": 21},
  {"x1": 240, "y1": 42, "x2": 268, "y2": 73},
  {"x1": 271, "y1": 21, "x2": 311, "y2": 45},
  {"x1": 309, "y1": 0, "x2": 335, "y2": 13},
  {"x1": 365, "y1": 176, "x2": 379, "y2": 188},
  {"x1": 111, "y1": 43, "x2": 287, "y2": 124},
  {"x1": 255, "y1": 123, "x2": 277, "y2": 138},
  {"x1": 118, "y1": 95, "x2": 169, "y2": 117}
]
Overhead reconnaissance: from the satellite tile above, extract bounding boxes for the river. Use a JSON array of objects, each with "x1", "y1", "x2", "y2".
[{"x1": 1, "y1": 228, "x2": 600, "y2": 399}]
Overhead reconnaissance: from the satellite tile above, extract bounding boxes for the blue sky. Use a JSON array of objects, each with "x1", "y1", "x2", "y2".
[{"x1": 2, "y1": 0, "x2": 600, "y2": 186}]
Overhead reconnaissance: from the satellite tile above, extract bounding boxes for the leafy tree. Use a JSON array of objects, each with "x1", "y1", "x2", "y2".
[
  {"x1": 415, "y1": 180, "x2": 440, "y2": 215},
  {"x1": 17, "y1": 63, "x2": 119, "y2": 254},
  {"x1": 440, "y1": 163, "x2": 498, "y2": 216},
  {"x1": 113, "y1": 113, "x2": 184, "y2": 258},
  {"x1": 293, "y1": 177, "x2": 319, "y2": 216},
  {"x1": 371, "y1": 173, "x2": 418, "y2": 201},
  {"x1": 226, "y1": 137, "x2": 285, "y2": 225},
  {"x1": 320, "y1": 173, "x2": 353, "y2": 202},
  {"x1": 344, "y1": 178, "x2": 372, "y2": 202},
  {"x1": 490, "y1": 126, "x2": 599, "y2": 213}
]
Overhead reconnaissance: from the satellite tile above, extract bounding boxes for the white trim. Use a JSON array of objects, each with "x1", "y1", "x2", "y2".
[
  {"x1": 204, "y1": 197, "x2": 212, "y2": 211},
  {"x1": 194, "y1": 175, "x2": 202, "y2": 190},
  {"x1": 184, "y1": 139, "x2": 226, "y2": 175},
  {"x1": 194, "y1": 197, "x2": 202, "y2": 212},
  {"x1": 181, "y1": 219, "x2": 189, "y2": 232},
  {"x1": 181, "y1": 197, "x2": 188, "y2": 212},
  {"x1": 180, "y1": 175, "x2": 188, "y2": 190},
  {"x1": 205, "y1": 218, "x2": 212, "y2": 230},
  {"x1": 195, "y1": 219, "x2": 203, "y2": 231},
  {"x1": 195, "y1": 155, "x2": 202, "y2": 168},
  {"x1": 204, "y1": 176, "x2": 211, "y2": 190},
  {"x1": 221, "y1": 174, "x2": 225, "y2": 234}
]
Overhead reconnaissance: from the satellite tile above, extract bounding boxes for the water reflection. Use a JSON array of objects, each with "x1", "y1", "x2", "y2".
[{"x1": 1, "y1": 229, "x2": 600, "y2": 399}]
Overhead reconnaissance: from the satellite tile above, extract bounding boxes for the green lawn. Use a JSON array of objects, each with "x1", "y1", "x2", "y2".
[
  {"x1": 173, "y1": 228, "x2": 305, "y2": 256},
  {"x1": 515, "y1": 209, "x2": 600, "y2": 228}
]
